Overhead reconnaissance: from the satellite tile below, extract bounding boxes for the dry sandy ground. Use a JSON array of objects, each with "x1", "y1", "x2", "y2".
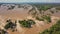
[
  {"x1": 22, "y1": 16, "x2": 59, "y2": 34},
  {"x1": 0, "y1": 4, "x2": 60, "y2": 34},
  {"x1": 0, "y1": 15, "x2": 59, "y2": 34}
]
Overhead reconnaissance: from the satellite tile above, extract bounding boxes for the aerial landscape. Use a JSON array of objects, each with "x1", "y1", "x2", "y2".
[{"x1": 0, "y1": 2, "x2": 60, "y2": 34}]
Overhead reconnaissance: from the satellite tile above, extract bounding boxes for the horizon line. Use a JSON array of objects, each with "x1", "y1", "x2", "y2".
[{"x1": 0, "y1": 2, "x2": 60, "y2": 3}]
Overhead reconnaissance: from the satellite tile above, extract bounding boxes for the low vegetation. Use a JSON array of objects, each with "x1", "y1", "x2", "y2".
[
  {"x1": 8, "y1": 6, "x2": 15, "y2": 10},
  {"x1": 36, "y1": 17, "x2": 44, "y2": 21},
  {"x1": 0, "y1": 29, "x2": 8, "y2": 34},
  {"x1": 0, "y1": 4, "x2": 60, "y2": 34},
  {"x1": 40, "y1": 20, "x2": 60, "y2": 34},
  {"x1": 56, "y1": 7, "x2": 60, "y2": 10},
  {"x1": 4, "y1": 19, "x2": 16, "y2": 30},
  {"x1": 36, "y1": 15, "x2": 51, "y2": 23},
  {"x1": 42, "y1": 15, "x2": 51, "y2": 23},
  {"x1": 38, "y1": 5, "x2": 52, "y2": 11},
  {"x1": 19, "y1": 19, "x2": 35, "y2": 28}
]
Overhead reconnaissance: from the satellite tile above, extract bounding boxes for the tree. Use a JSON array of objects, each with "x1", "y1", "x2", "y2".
[
  {"x1": 4, "y1": 19, "x2": 17, "y2": 30},
  {"x1": 42, "y1": 15, "x2": 51, "y2": 23},
  {"x1": 8, "y1": 6, "x2": 15, "y2": 10},
  {"x1": 40, "y1": 20, "x2": 60, "y2": 34},
  {"x1": 19, "y1": 19, "x2": 35, "y2": 28},
  {"x1": 0, "y1": 29, "x2": 8, "y2": 34},
  {"x1": 36, "y1": 17, "x2": 44, "y2": 21}
]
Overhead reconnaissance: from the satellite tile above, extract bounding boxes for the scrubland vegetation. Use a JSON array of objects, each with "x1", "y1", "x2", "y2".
[
  {"x1": 19, "y1": 19, "x2": 35, "y2": 28},
  {"x1": 4, "y1": 19, "x2": 35, "y2": 29},
  {"x1": 36, "y1": 17, "x2": 44, "y2": 21},
  {"x1": 4, "y1": 19, "x2": 16, "y2": 29},
  {"x1": 36, "y1": 15, "x2": 51, "y2": 24},
  {"x1": 42, "y1": 15, "x2": 51, "y2": 22},
  {"x1": 56, "y1": 7, "x2": 60, "y2": 10},
  {"x1": 0, "y1": 3, "x2": 60, "y2": 34},
  {"x1": 40, "y1": 20, "x2": 60, "y2": 34},
  {"x1": 28, "y1": 4, "x2": 60, "y2": 34},
  {"x1": 38, "y1": 5, "x2": 52, "y2": 11},
  {"x1": 8, "y1": 6, "x2": 15, "y2": 10},
  {"x1": 0, "y1": 29, "x2": 8, "y2": 34}
]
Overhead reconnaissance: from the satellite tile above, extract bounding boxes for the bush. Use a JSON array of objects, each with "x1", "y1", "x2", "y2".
[
  {"x1": 38, "y1": 5, "x2": 52, "y2": 11},
  {"x1": 0, "y1": 30, "x2": 8, "y2": 34},
  {"x1": 8, "y1": 6, "x2": 15, "y2": 10},
  {"x1": 27, "y1": 19, "x2": 35, "y2": 25},
  {"x1": 50, "y1": 10, "x2": 54, "y2": 14},
  {"x1": 56, "y1": 7, "x2": 60, "y2": 10},
  {"x1": 40, "y1": 20, "x2": 60, "y2": 34},
  {"x1": 36, "y1": 17, "x2": 44, "y2": 21},
  {"x1": 19, "y1": 19, "x2": 35, "y2": 28},
  {"x1": 4, "y1": 19, "x2": 16, "y2": 30},
  {"x1": 42, "y1": 15, "x2": 51, "y2": 22}
]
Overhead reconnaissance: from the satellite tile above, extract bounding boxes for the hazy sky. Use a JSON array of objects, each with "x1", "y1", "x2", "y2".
[{"x1": 0, "y1": 0, "x2": 60, "y2": 3}]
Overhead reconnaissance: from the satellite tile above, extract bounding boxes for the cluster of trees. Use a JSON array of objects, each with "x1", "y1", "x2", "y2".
[
  {"x1": 40, "y1": 20, "x2": 60, "y2": 34},
  {"x1": 38, "y1": 5, "x2": 52, "y2": 11},
  {"x1": 42, "y1": 15, "x2": 51, "y2": 22},
  {"x1": 19, "y1": 19, "x2": 35, "y2": 28},
  {"x1": 56, "y1": 7, "x2": 60, "y2": 10},
  {"x1": 36, "y1": 17, "x2": 44, "y2": 21},
  {"x1": 36, "y1": 15, "x2": 51, "y2": 23},
  {"x1": 4, "y1": 19, "x2": 35, "y2": 30},
  {"x1": 8, "y1": 5, "x2": 15, "y2": 10},
  {"x1": 4, "y1": 19, "x2": 17, "y2": 32},
  {"x1": 2, "y1": 19, "x2": 36, "y2": 34},
  {"x1": 0, "y1": 29, "x2": 8, "y2": 34}
]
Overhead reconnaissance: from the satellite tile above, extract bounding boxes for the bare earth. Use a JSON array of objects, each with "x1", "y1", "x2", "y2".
[{"x1": 0, "y1": 4, "x2": 60, "y2": 34}]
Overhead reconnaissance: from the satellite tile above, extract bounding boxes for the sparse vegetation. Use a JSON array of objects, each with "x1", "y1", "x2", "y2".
[
  {"x1": 36, "y1": 15, "x2": 51, "y2": 23},
  {"x1": 0, "y1": 3, "x2": 60, "y2": 34},
  {"x1": 40, "y1": 20, "x2": 60, "y2": 34},
  {"x1": 50, "y1": 10, "x2": 55, "y2": 14},
  {"x1": 19, "y1": 19, "x2": 35, "y2": 28},
  {"x1": 0, "y1": 29, "x2": 8, "y2": 34},
  {"x1": 42, "y1": 15, "x2": 51, "y2": 23},
  {"x1": 8, "y1": 6, "x2": 15, "y2": 10},
  {"x1": 56, "y1": 7, "x2": 60, "y2": 10},
  {"x1": 39, "y1": 5, "x2": 52, "y2": 11},
  {"x1": 32, "y1": 4, "x2": 53, "y2": 11},
  {"x1": 36, "y1": 17, "x2": 44, "y2": 21},
  {"x1": 4, "y1": 19, "x2": 16, "y2": 30}
]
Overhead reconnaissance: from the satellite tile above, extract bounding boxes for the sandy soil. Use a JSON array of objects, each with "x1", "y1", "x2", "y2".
[{"x1": 0, "y1": 4, "x2": 60, "y2": 34}]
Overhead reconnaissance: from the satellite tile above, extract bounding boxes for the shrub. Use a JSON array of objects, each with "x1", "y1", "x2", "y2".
[
  {"x1": 36, "y1": 17, "x2": 44, "y2": 21},
  {"x1": 56, "y1": 7, "x2": 60, "y2": 10},
  {"x1": 27, "y1": 19, "x2": 35, "y2": 25},
  {"x1": 40, "y1": 20, "x2": 60, "y2": 34},
  {"x1": 4, "y1": 19, "x2": 16, "y2": 30},
  {"x1": 19, "y1": 19, "x2": 35, "y2": 28},
  {"x1": 50, "y1": 10, "x2": 54, "y2": 14},
  {"x1": 38, "y1": 5, "x2": 52, "y2": 11},
  {"x1": 0, "y1": 30, "x2": 8, "y2": 34},
  {"x1": 8, "y1": 6, "x2": 15, "y2": 10},
  {"x1": 42, "y1": 15, "x2": 51, "y2": 22}
]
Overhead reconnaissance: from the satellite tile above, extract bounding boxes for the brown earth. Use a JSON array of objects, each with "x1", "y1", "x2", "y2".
[{"x1": 0, "y1": 4, "x2": 60, "y2": 34}]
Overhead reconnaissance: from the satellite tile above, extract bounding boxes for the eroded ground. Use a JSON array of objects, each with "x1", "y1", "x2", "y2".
[{"x1": 0, "y1": 4, "x2": 60, "y2": 34}]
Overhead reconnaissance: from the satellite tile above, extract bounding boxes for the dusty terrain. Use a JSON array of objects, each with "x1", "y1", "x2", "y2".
[{"x1": 0, "y1": 4, "x2": 60, "y2": 34}]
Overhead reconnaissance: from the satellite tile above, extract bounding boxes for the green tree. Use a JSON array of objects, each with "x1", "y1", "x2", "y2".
[
  {"x1": 19, "y1": 19, "x2": 35, "y2": 28},
  {"x1": 4, "y1": 19, "x2": 16, "y2": 30},
  {"x1": 40, "y1": 20, "x2": 60, "y2": 34}
]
